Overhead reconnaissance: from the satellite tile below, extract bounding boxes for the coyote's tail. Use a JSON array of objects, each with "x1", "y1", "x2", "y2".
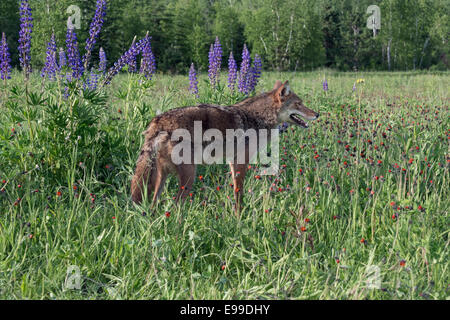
[{"x1": 131, "y1": 130, "x2": 165, "y2": 204}]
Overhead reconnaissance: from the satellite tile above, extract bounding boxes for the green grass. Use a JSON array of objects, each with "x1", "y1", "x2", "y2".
[{"x1": 0, "y1": 70, "x2": 448, "y2": 299}]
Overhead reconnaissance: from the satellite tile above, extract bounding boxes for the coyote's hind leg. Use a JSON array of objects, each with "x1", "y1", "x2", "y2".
[
  {"x1": 175, "y1": 164, "x2": 196, "y2": 202},
  {"x1": 229, "y1": 162, "x2": 248, "y2": 216}
]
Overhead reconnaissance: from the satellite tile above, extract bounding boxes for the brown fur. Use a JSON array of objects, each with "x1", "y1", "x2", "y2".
[{"x1": 131, "y1": 80, "x2": 319, "y2": 215}]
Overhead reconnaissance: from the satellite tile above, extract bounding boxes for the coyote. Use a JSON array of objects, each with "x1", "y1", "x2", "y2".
[{"x1": 131, "y1": 80, "x2": 319, "y2": 214}]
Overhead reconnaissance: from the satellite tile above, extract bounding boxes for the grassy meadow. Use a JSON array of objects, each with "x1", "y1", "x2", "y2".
[{"x1": 0, "y1": 70, "x2": 448, "y2": 299}]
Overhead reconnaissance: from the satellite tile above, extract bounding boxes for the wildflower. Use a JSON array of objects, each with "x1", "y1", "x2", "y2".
[
  {"x1": 238, "y1": 44, "x2": 251, "y2": 95},
  {"x1": 102, "y1": 37, "x2": 147, "y2": 86},
  {"x1": 56, "y1": 191, "x2": 62, "y2": 197},
  {"x1": 300, "y1": 226, "x2": 306, "y2": 232},
  {"x1": 0, "y1": 32, "x2": 12, "y2": 81},
  {"x1": 59, "y1": 48, "x2": 66, "y2": 69},
  {"x1": 208, "y1": 44, "x2": 214, "y2": 86},
  {"x1": 165, "y1": 211, "x2": 170, "y2": 218},
  {"x1": 399, "y1": 260, "x2": 406, "y2": 267},
  {"x1": 213, "y1": 37, "x2": 222, "y2": 81},
  {"x1": 98, "y1": 47, "x2": 107, "y2": 73},
  {"x1": 247, "y1": 54, "x2": 262, "y2": 92},
  {"x1": 227, "y1": 52, "x2": 237, "y2": 91},
  {"x1": 322, "y1": 79, "x2": 328, "y2": 92},
  {"x1": 18, "y1": 0, "x2": 33, "y2": 79},
  {"x1": 208, "y1": 37, "x2": 222, "y2": 88},
  {"x1": 127, "y1": 54, "x2": 137, "y2": 73},
  {"x1": 352, "y1": 83, "x2": 356, "y2": 91},
  {"x1": 66, "y1": 28, "x2": 84, "y2": 79},
  {"x1": 140, "y1": 35, "x2": 156, "y2": 79},
  {"x1": 356, "y1": 78, "x2": 365, "y2": 84},
  {"x1": 41, "y1": 33, "x2": 58, "y2": 80},
  {"x1": 84, "y1": 69, "x2": 99, "y2": 90},
  {"x1": 83, "y1": 0, "x2": 107, "y2": 70},
  {"x1": 188, "y1": 63, "x2": 198, "y2": 97}
]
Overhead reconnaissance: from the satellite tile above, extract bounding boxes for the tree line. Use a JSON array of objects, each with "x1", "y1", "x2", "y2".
[{"x1": 0, "y1": 0, "x2": 448, "y2": 73}]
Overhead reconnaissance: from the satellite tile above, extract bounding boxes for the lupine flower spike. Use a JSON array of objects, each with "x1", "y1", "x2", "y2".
[
  {"x1": 102, "y1": 37, "x2": 148, "y2": 86},
  {"x1": 18, "y1": 0, "x2": 33, "y2": 80},
  {"x1": 127, "y1": 36, "x2": 138, "y2": 73},
  {"x1": 84, "y1": 69, "x2": 99, "y2": 90},
  {"x1": 322, "y1": 78, "x2": 328, "y2": 92},
  {"x1": 83, "y1": 0, "x2": 107, "y2": 70},
  {"x1": 248, "y1": 54, "x2": 262, "y2": 92},
  {"x1": 41, "y1": 33, "x2": 58, "y2": 81},
  {"x1": 99, "y1": 47, "x2": 107, "y2": 73},
  {"x1": 59, "y1": 48, "x2": 67, "y2": 69},
  {"x1": 227, "y1": 52, "x2": 237, "y2": 92},
  {"x1": 66, "y1": 28, "x2": 84, "y2": 79},
  {"x1": 0, "y1": 32, "x2": 12, "y2": 82},
  {"x1": 207, "y1": 37, "x2": 223, "y2": 88},
  {"x1": 212, "y1": 36, "x2": 222, "y2": 86},
  {"x1": 189, "y1": 63, "x2": 198, "y2": 97},
  {"x1": 140, "y1": 34, "x2": 156, "y2": 79},
  {"x1": 208, "y1": 44, "x2": 215, "y2": 87},
  {"x1": 238, "y1": 44, "x2": 251, "y2": 95}
]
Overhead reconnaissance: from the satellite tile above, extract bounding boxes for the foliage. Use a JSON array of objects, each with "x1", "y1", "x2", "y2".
[{"x1": 0, "y1": 0, "x2": 448, "y2": 72}]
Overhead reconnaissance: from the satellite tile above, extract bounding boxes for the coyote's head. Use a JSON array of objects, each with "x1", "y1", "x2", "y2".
[{"x1": 272, "y1": 80, "x2": 319, "y2": 128}]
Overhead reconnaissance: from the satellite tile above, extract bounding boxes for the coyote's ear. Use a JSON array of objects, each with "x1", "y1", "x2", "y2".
[
  {"x1": 273, "y1": 81, "x2": 291, "y2": 104},
  {"x1": 273, "y1": 80, "x2": 283, "y2": 90},
  {"x1": 279, "y1": 81, "x2": 290, "y2": 96}
]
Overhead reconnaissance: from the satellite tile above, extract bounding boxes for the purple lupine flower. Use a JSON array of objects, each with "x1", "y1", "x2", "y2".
[
  {"x1": 140, "y1": 35, "x2": 156, "y2": 79},
  {"x1": 59, "y1": 48, "x2": 66, "y2": 69},
  {"x1": 208, "y1": 44, "x2": 215, "y2": 87},
  {"x1": 41, "y1": 33, "x2": 58, "y2": 80},
  {"x1": 238, "y1": 44, "x2": 251, "y2": 95},
  {"x1": 213, "y1": 37, "x2": 222, "y2": 82},
  {"x1": 127, "y1": 54, "x2": 137, "y2": 73},
  {"x1": 227, "y1": 52, "x2": 237, "y2": 91},
  {"x1": 247, "y1": 54, "x2": 262, "y2": 92},
  {"x1": 208, "y1": 37, "x2": 222, "y2": 88},
  {"x1": 83, "y1": 0, "x2": 107, "y2": 70},
  {"x1": 102, "y1": 37, "x2": 147, "y2": 86},
  {"x1": 18, "y1": 0, "x2": 33, "y2": 79},
  {"x1": 0, "y1": 32, "x2": 12, "y2": 81},
  {"x1": 352, "y1": 83, "x2": 356, "y2": 92},
  {"x1": 99, "y1": 47, "x2": 107, "y2": 73},
  {"x1": 66, "y1": 28, "x2": 84, "y2": 79},
  {"x1": 90, "y1": 71, "x2": 99, "y2": 90},
  {"x1": 322, "y1": 79, "x2": 328, "y2": 92},
  {"x1": 84, "y1": 69, "x2": 99, "y2": 90},
  {"x1": 189, "y1": 63, "x2": 198, "y2": 97}
]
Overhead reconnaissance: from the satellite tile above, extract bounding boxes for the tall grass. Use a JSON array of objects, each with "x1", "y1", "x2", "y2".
[{"x1": 0, "y1": 70, "x2": 448, "y2": 299}]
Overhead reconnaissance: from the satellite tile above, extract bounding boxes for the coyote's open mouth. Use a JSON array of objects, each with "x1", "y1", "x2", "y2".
[{"x1": 289, "y1": 114, "x2": 308, "y2": 128}]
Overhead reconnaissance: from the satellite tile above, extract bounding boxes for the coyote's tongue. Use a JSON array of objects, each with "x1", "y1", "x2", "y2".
[{"x1": 290, "y1": 114, "x2": 308, "y2": 128}]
